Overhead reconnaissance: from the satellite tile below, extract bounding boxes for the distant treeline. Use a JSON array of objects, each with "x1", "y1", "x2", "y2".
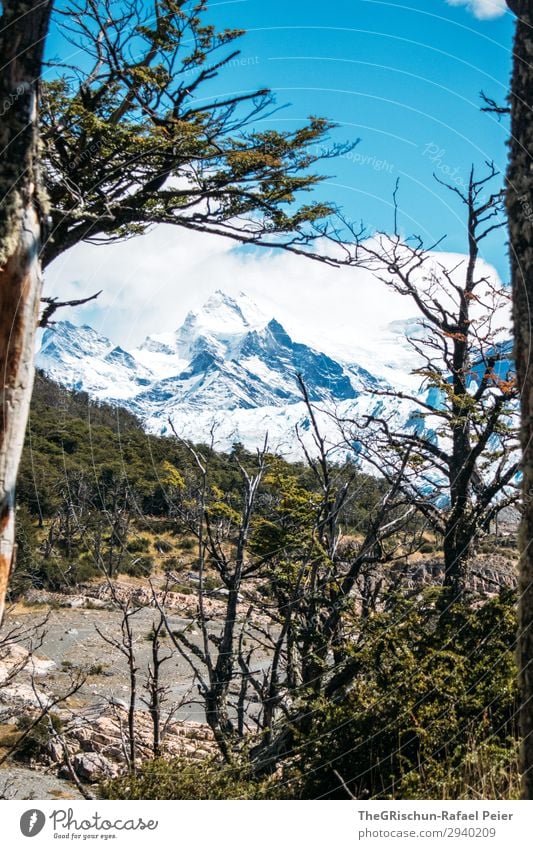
[{"x1": 12, "y1": 372, "x2": 385, "y2": 595}]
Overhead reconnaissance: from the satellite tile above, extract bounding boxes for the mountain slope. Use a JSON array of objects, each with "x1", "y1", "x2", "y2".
[{"x1": 37, "y1": 291, "x2": 398, "y2": 454}]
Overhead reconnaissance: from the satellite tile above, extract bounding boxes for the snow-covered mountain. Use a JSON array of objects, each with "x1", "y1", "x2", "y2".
[{"x1": 36, "y1": 290, "x2": 420, "y2": 456}]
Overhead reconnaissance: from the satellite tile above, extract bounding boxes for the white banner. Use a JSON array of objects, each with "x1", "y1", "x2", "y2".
[{"x1": 1, "y1": 800, "x2": 532, "y2": 849}]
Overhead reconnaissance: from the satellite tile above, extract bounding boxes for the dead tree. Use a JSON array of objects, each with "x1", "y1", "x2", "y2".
[
  {"x1": 141, "y1": 608, "x2": 174, "y2": 758},
  {"x1": 245, "y1": 384, "x2": 421, "y2": 771},
  {"x1": 95, "y1": 590, "x2": 142, "y2": 773},
  {"x1": 161, "y1": 428, "x2": 269, "y2": 761},
  {"x1": 335, "y1": 167, "x2": 519, "y2": 599},
  {"x1": 161, "y1": 393, "x2": 424, "y2": 773}
]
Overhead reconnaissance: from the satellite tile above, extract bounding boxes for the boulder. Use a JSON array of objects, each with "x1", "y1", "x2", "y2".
[
  {"x1": 46, "y1": 739, "x2": 65, "y2": 764},
  {"x1": 71, "y1": 752, "x2": 120, "y2": 782},
  {"x1": 0, "y1": 643, "x2": 55, "y2": 683}
]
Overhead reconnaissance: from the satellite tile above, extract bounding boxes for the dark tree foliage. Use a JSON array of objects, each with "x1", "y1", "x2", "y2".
[
  {"x1": 505, "y1": 0, "x2": 533, "y2": 801},
  {"x1": 40, "y1": 0, "x2": 354, "y2": 267}
]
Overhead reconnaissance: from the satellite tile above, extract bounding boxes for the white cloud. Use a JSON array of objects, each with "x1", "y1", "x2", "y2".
[
  {"x1": 447, "y1": 0, "x2": 507, "y2": 19},
  {"x1": 43, "y1": 224, "x2": 506, "y2": 390},
  {"x1": 45, "y1": 225, "x2": 409, "y2": 355}
]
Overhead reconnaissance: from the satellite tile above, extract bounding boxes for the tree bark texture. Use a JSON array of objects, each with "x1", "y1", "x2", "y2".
[
  {"x1": 0, "y1": 1, "x2": 52, "y2": 624},
  {"x1": 506, "y1": 0, "x2": 533, "y2": 800}
]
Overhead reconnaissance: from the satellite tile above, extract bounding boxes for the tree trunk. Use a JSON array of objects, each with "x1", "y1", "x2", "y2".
[
  {"x1": 506, "y1": 0, "x2": 533, "y2": 801},
  {"x1": 0, "y1": 1, "x2": 52, "y2": 625},
  {"x1": 442, "y1": 506, "x2": 473, "y2": 600},
  {"x1": 206, "y1": 585, "x2": 240, "y2": 759}
]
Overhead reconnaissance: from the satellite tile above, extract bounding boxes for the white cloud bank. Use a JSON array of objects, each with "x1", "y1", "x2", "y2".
[
  {"x1": 43, "y1": 224, "x2": 507, "y2": 391},
  {"x1": 447, "y1": 0, "x2": 507, "y2": 19},
  {"x1": 45, "y1": 225, "x2": 413, "y2": 356}
]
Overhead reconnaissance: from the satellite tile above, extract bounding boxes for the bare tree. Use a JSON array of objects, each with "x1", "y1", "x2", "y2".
[
  {"x1": 160, "y1": 389, "x2": 420, "y2": 772},
  {"x1": 246, "y1": 383, "x2": 421, "y2": 772},
  {"x1": 334, "y1": 167, "x2": 519, "y2": 599},
  {"x1": 95, "y1": 590, "x2": 142, "y2": 773},
  {"x1": 161, "y1": 428, "x2": 269, "y2": 760},
  {"x1": 141, "y1": 607, "x2": 174, "y2": 758}
]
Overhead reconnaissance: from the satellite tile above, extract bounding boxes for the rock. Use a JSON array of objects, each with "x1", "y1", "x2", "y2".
[
  {"x1": 46, "y1": 740, "x2": 65, "y2": 764},
  {"x1": 71, "y1": 752, "x2": 120, "y2": 782},
  {"x1": 0, "y1": 643, "x2": 55, "y2": 683},
  {"x1": 208, "y1": 588, "x2": 243, "y2": 601},
  {"x1": 69, "y1": 727, "x2": 92, "y2": 746},
  {"x1": 25, "y1": 588, "x2": 111, "y2": 610},
  {"x1": 0, "y1": 681, "x2": 53, "y2": 711},
  {"x1": 0, "y1": 764, "x2": 84, "y2": 799}
]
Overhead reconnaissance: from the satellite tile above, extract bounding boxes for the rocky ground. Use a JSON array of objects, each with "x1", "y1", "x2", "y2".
[
  {"x1": 387, "y1": 553, "x2": 517, "y2": 594},
  {"x1": 0, "y1": 764, "x2": 84, "y2": 800},
  {"x1": 0, "y1": 597, "x2": 225, "y2": 797},
  {"x1": 5, "y1": 603, "x2": 218, "y2": 722},
  {"x1": 0, "y1": 552, "x2": 518, "y2": 798}
]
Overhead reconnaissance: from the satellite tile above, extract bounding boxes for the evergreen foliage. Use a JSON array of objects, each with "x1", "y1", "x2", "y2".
[{"x1": 102, "y1": 591, "x2": 519, "y2": 800}]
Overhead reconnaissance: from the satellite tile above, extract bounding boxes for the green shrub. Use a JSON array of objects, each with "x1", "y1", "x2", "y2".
[
  {"x1": 14, "y1": 713, "x2": 63, "y2": 763},
  {"x1": 71, "y1": 560, "x2": 101, "y2": 583},
  {"x1": 127, "y1": 536, "x2": 152, "y2": 554},
  {"x1": 284, "y1": 590, "x2": 519, "y2": 800},
  {"x1": 164, "y1": 556, "x2": 185, "y2": 572},
  {"x1": 145, "y1": 625, "x2": 168, "y2": 641},
  {"x1": 103, "y1": 591, "x2": 520, "y2": 801},
  {"x1": 122, "y1": 555, "x2": 154, "y2": 577},
  {"x1": 37, "y1": 558, "x2": 73, "y2": 592},
  {"x1": 100, "y1": 756, "x2": 285, "y2": 800},
  {"x1": 203, "y1": 574, "x2": 220, "y2": 592},
  {"x1": 86, "y1": 662, "x2": 108, "y2": 676},
  {"x1": 10, "y1": 506, "x2": 41, "y2": 597}
]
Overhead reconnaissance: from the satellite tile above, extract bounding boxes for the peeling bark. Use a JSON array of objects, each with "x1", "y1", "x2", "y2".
[
  {"x1": 506, "y1": 0, "x2": 533, "y2": 800},
  {"x1": 0, "y1": 1, "x2": 52, "y2": 624}
]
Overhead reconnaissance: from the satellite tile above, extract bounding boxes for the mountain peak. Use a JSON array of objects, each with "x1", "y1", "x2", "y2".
[
  {"x1": 187, "y1": 290, "x2": 267, "y2": 336},
  {"x1": 40, "y1": 320, "x2": 112, "y2": 358},
  {"x1": 35, "y1": 289, "x2": 391, "y2": 454},
  {"x1": 168, "y1": 290, "x2": 269, "y2": 361}
]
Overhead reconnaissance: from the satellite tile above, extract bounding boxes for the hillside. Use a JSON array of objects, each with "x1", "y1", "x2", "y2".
[{"x1": 13, "y1": 371, "x2": 386, "y2": 597}]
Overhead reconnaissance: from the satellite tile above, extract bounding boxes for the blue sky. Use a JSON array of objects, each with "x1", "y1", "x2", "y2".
[
  {"x1": 203, "y1": 0, "x2": 514, "y2": 278},
  {"x1": 44, "y1": 0, "x2": 516, "y2": 345}
]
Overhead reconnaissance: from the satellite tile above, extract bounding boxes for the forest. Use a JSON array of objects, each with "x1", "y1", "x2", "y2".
[
  {"x1": 0, "y1": 370, "x2": 517, "y2": 800},
  {"x1": 0, "y1": 0, "x2": 531, "y2": 806}
]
